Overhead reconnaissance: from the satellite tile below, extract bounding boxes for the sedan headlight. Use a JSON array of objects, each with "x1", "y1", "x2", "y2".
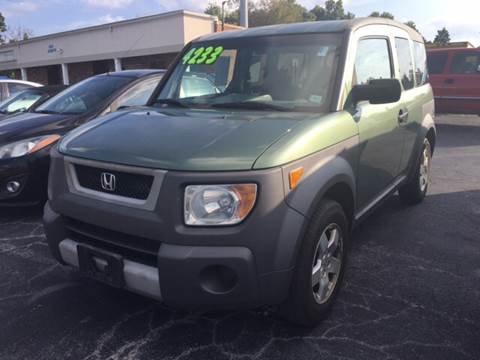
[
  {"x1": 185, "y1": 184, "x2": 257, "y2": 226},
  {"x1": 0, "y1": 134, "x2": 61, "y2": 160}
]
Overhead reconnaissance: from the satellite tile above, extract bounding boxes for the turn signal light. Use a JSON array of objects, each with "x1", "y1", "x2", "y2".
[
  {"x1": 289, "y1": 167, "x2": 304, "y2": 189},
  {"x1": 29, "y1": 134, "x2": 61, "y2": 154}
]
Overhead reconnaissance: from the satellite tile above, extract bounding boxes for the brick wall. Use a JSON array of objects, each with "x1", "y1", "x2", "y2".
[
  {"x1": 26, "y1": 66, "x2": 49, "y2": 85},
  {"x1": 69, "y1": 62, "x2": 94, "y2": 84},
  {"x1": 0, "y1": 69, "x2": 21, "y2": 79},
  {"x1": 122, "y1": 53, "x2": 177, "y2": 71}
]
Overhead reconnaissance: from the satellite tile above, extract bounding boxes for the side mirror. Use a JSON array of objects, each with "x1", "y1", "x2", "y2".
[
  {"x1": 477, "y1": 64, "x2": 480, "y2": 73},
  {"x1": 12, "y1": 107, "x2": 27, "y2": 114},
  {"x1": 351, "y1": 78, "x2": 402, "y2": 105}
]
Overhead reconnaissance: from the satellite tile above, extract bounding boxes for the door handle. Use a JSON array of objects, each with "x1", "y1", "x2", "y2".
[
  {"x1": 444, "y1": 78, "x2": 455, "y2": 84},
  {"x1": 398, "y1": 109, "x2": 409, "y2": 124}
]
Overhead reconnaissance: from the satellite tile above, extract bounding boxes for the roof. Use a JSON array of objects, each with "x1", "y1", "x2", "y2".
[
  {"x1": 0, "y1": 79, "x2": 42, "y2": 87},
  {"x1": 35, "y1": 85, "x2": 68, "y2": 94},
  {"x1": 427, "y1": 46, "x2": 479, "y2": 52},
  {"x1": 198, "y1": 17, "x2": 424, "y2": 43},
  {"x1": 0, "y1": 10, "x2": 216, "y2": 50},
  {"x1": 97, "y1": 69, "x2": 166, "y2": 78}
]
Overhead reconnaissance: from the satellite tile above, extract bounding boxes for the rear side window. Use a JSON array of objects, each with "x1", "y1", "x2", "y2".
[
  {"x1": 353, "y1": 38, "x2": 393, "y2": 85},
  {"x1": 413, "y1": 41, "x2": 428, "y2": 86},
  {"x1": 7, "y1": 82, "x2": 30, "y2": 96},
  {"x1": 427, "y1": 53, "x2": 448, "y2": 74},
  {"x1": 451, "y1": 53, "x2": 480, "y2": 74},
  {"x1": 395, "y1": 38, "x2": 414, "y2": 90}
]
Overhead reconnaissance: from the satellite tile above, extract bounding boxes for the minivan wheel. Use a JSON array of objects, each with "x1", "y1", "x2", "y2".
[
  {"x1": 399, "y1": 138, "x2": 432, "y2": 205},
  {"x1": 279, "y1": 199, "x2": 348, "y2": 326}
]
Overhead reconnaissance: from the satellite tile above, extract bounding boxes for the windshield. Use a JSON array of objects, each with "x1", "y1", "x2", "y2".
[
  {"x1": 157, "y1": 34, "x2": 341, "y2": 112},
  {"x1": 36, "y1": 75, "x2": 132, "y2": 115},
  {"x1": 0, "y1": 89, "x2": 43, "y2": 114}
]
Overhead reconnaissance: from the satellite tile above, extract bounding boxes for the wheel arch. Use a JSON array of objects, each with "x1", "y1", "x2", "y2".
[{"x1": 426, "y1": 126, "x2": 436, "y2": 154}]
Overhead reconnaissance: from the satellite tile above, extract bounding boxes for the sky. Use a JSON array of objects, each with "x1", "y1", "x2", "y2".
[{"x1": 1, "y1": 0, "x2": 479, "y2": 46}]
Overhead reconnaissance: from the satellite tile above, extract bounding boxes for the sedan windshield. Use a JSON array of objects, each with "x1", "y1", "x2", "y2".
[
  {"x1": 36, "y1": 75, "x2": 132, "y2": 115},
  {"x1": 0, "y1": 89, "x2": 43, "y2": 114},
  {"x1": 157, "y1": 33, "x2": 341, "y2": 112}
]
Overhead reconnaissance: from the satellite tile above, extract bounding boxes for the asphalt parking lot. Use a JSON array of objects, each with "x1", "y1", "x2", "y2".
[{"x1": 0, "y1": 114, "x2": 479, "y2": 360}]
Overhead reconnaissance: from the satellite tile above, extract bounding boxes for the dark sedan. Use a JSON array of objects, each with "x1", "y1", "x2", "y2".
[
  {"x1": 0, "y1": 69, "x2": 164, "y2": 206},
  {"x1": 0, "y1": 85, "x2": 67, "y2": 121}
]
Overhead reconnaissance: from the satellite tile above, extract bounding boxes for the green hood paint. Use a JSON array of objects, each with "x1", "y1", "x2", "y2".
[
  {"x1": 253, "y1": 111, "x2": 358, "y2": 169},
  {"x1": 61, "y1": 108, "x2": 324, "y2": 171}
]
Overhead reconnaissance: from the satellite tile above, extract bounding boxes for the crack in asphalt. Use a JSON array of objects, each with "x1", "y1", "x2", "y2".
[{"x1": 0, "y1": 115, "x2": 479, "y2": 359}]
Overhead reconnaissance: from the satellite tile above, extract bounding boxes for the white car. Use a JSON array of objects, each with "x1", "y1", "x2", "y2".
[{"x1": 0, "y1": 79, "x2": 42, "y2": 102}]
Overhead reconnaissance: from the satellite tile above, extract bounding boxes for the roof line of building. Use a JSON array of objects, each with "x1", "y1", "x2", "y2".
[{"x1": 0, "y1": 10, "x2": 217, "y2": 50}]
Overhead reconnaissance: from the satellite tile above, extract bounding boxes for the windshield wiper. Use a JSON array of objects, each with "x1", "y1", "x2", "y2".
[
  {"x1": 211, "y1": 101, "x2": 292, "y2": 112},
  {"x1": 35, "y1": 109, "x2": 59, "y2": 114},
  {"x1": 154, "y1": 99, "x2": 189, "y2": 108}
]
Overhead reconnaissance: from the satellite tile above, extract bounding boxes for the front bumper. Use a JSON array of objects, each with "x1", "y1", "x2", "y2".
[
  {"x1": 44, "y1": 149, "x2": 307, "y2": 308},
  {"x1": 44, "y1": 201, "x2": 299, "y2": 308},
  {"x1": 0, "y1": 148, "x2": 51, "y2": 206}
]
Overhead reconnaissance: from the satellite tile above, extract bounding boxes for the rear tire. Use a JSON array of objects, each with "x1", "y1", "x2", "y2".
[
  {"x1": 279, "y1": 199, "x2": 349, "y2": 326},
  {"x1": 399, "y1": 138, "x2": 432, "y2": 205}
]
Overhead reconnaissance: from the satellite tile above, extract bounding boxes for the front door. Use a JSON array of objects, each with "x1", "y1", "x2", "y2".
[
  {"x1": 352, "y1": 36, "x2": 404, "y2": 210},
  {"x1": 442, "y1": 51, "x2": 480, "y2": 115}
]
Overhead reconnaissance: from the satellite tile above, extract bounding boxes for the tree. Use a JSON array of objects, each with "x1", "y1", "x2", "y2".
[
  {"x1": 205, "y1": 1, "x2": 240, "y2": 25},
  {"x1": 7, "y1": 25, "x2": 33, "y2": 43},
  {"x1": 0, "y1": 13, "x2": 33, "y2": 44},
  {"x1": 369, "y1": 11, "x2": 394, "y2": 19},
  {"x1": 205, "y1": 3, "x2": 222, "y2": 18},
  {"x1": 310, "y1": 0, "x2": 354, "y2": 21},
  {"x1": 0, "y1": 12, "x2": 7, "y2": 44},
  {"x1": 433, "y1": 27, "x2": 451, "y2": 46},
  {"x1": 249, "y1": 0, "x2": 313, "y2": 27},
  {"x1": 404, "y1": 20, "x2": 418, "y2": 32}
]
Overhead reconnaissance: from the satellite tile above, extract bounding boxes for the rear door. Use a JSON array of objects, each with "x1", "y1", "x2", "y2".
[
  {"x1": 392, "y1": 35, "x2": 433, "y2": 173},
  {"x1": 442, "y1": 51, "x2": 480, "y2": 114},
  {"x1": 427, "y1": 50, "x2": 449, "y2": 111}
]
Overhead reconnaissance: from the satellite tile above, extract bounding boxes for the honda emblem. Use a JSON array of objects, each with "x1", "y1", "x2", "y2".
[{"x1": 100, "y1": 172, "x2": 116, "y2": 192}]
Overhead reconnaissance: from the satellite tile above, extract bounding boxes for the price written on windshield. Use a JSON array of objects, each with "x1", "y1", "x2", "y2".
[{"x1": 182, "y1": 46, "x2": 224, "y2": 65}]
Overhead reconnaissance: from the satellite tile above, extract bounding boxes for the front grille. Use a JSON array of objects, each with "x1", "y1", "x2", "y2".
[
  {"x1": 74, "y1": 164, "x2": 153, "y2": 200},
  {"x1": 64, "y1": 217, "x2": 160, "y2": 266}
]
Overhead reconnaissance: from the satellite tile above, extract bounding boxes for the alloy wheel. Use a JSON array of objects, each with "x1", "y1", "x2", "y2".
[{"x1": 311, "y1": 223, "x2": 343, "y2": 304}]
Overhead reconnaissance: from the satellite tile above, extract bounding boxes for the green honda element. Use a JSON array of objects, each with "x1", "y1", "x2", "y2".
[{"x1": 44, "y1": 18, "x2": 436, "y2": 326}]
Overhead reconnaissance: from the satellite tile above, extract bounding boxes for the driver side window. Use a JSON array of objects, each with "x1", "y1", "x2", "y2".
[{"x1": 353, "y1": 38, "x2": 393, "y2": 85}]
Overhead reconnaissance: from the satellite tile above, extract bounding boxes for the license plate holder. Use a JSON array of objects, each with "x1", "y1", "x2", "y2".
[{"x1": 77, "y1": 244, "x2": 125, "y2": 288}]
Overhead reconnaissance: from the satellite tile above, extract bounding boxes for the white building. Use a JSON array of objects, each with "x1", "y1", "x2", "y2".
[{"x1": 0, "y1": 10, "x2": 240, "y2": 85}]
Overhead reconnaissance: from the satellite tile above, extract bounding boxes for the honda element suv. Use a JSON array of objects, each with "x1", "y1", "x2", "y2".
[{"x1": 44, "y1": 18, "x2": 436, "y2": 326}]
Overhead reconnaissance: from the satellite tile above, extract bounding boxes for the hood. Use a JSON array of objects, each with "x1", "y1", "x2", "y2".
[
  {"x1": 61, "y1": 108, "x2": 314, "y2": 171},
  {"x1": 0, "y1": 112, "x2": 75, "y2": 145}
]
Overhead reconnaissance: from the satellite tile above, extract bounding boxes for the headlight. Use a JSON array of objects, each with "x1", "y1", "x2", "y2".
[
  {"x1": 0, "y1": 134, "x2": 61, "y2": 160},
  {"x1": 185, "y1": 184, "x2": 257, "y2": 226}
]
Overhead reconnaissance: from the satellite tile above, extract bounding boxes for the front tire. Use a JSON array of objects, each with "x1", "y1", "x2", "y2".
[
  {"x1": 399, "y1": 138, "x2": 432, "y2": 205},
  {"x1": 279, "y1": 199, "x2": 349, "y2": 326}
]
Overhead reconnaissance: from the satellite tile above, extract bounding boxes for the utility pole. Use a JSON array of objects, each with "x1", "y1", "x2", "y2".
[
  {"x1": 221, "y1": 0, "x2": 227, "y2": 31},
  {"x1": 240, "y1": 0, "x2": 248, "y2": 28}
]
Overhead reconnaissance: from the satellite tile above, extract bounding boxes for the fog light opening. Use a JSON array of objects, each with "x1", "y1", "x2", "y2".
[
  {"x1": 6, "y1": 181, "x2": 21, "y2": 193},
  {"x1": 199, "y1": 265, "x2": 238, "y2": 295}
]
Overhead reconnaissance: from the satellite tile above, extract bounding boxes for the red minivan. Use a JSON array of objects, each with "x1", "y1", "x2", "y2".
[{"x1": 427, "y1": 48, "x2": 480, "y2": 115}]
